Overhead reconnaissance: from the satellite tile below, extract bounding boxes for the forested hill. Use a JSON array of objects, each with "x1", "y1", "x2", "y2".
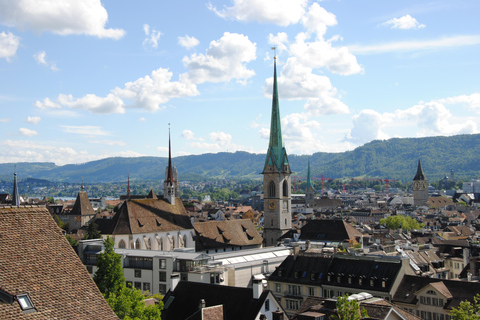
[{"x1": 1, "y1": 134, "x2": 480, "y2": 183}]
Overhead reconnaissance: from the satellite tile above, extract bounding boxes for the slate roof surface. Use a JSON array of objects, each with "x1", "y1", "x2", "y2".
[
  {"x1": 162, "y1": 281, "x2": 268, "y2": 320},
  {"x1": 0, "y1": 206, "x2": 117, "y2": 319},
  {"x1": 194, "y1": 219, "x2": 263, "y2": 250},
  {"x1": 100, "y1": 197, "x2": 192, "y2": 235},
  {"x1": 298, "y1": 219, "x2": 363, "y2": 242},
  {"x1": 269, "y1": 253, "x2": 403, "y2": 293},
  {"x1": 393, "y1": 275, "x2": 480, "y2": 310}
]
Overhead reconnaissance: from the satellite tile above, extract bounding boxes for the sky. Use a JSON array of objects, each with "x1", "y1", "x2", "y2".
[{"x1": 0, "y1": 0, "x2": 479, "y2": 166}]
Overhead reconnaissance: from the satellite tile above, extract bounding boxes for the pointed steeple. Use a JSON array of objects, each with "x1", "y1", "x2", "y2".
[
  {"x1": 306, "y1": 158, "x2": 312, "y2": 191},
  {"x1": 166, "y1": 125, "x2": 174, "y2": 186},
  {"x1": 264, "y1": 55, "x2": 289, "y2": 172},
  {"x1": 413, "y1": 159, "x2": 426, "y2": 181},
  {"x1": 12, "y1": 169, "x2": 20, "y2": 206}
]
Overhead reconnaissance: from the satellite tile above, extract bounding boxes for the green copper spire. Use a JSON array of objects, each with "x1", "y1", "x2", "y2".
[
  {"x1": 306, "y1": 158, "x2": 312, "y2": 191},
  {"x1": 264, "y1": 56, "x2": 289, "y2": 171}
]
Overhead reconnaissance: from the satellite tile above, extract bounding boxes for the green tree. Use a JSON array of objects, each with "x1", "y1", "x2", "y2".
[
  {"x1": 84, "y1": 222, "x2": 102, "y2": 239},
  {"x1": 450, "y1": 294, "x2": 480, "y2": 320},
  {"x1": 332, "y1": 294, "x2": 368, "y2": 320},
  {"x1": 379, "y1": 215, "x2": 424, "y2": 231},
  {"x1": 106, "y1": 286, "x2": 163, "y2": 320},
  {"x1": 66, "y1": 235, "x2": 78, "y2": 247},
  {"x1": 93, "y1": 236, "x2": 125, "y2": 298}
]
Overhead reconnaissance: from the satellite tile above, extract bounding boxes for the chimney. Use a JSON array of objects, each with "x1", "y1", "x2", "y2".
[
  {"x1": 272, "y1": 309, "x2": 284, "y2": 320},
  {"x1": 252, "y1": 278, "x2": 263, "y2": 299},
  {"x1": 170, "y1": 273, "x2": 180, "y2": 291},
  {"x1": 199, "y1": 299, "x2": 206, "y2": 309}
]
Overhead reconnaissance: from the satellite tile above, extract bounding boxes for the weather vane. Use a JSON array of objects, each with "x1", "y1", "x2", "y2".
[{"x1": 271, "y1": 46, "x2": 276, "y2": 60}]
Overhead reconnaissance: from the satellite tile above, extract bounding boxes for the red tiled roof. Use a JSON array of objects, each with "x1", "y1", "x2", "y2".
[{"x1": 0, "y1": 206, "x2": 117, "y2": 319}]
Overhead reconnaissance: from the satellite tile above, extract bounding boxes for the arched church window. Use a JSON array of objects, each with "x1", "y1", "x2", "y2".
[
  {"x1": 135, "y1": 238, "x2": 141, "y2": 249},
  {"x1": 283, "y1": 180, "x2": 288, "y2": 197},
  {"x1": 147, "y1": 238, "x2": 152, "y2": 250},
  {"x1": 159, "y1": 238, "x2": 164, "y2": 251},
  {"x1": 183, "y1": 235, "x2": 188, "y2": 247},
  {"x1": 269, "y1": 181, "x2": 276, "y2": 197},
  {"x1": 118, "y1": 240, "x2": 126, "y2": 249}
]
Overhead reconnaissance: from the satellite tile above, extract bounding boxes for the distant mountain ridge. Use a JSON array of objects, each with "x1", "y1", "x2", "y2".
[{"x1": 1, "y1": 134, "x2": 480, "y2": 183}]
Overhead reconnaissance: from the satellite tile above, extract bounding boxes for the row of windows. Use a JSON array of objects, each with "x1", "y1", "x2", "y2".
[
  {"x1": 276, "y1": 284, "x2": 315, "y2": 296},
  {"x1": 420, "y1": 296, "x2": 444, "y2": 306},
  {"x1": 126, "y1": 281, "x2": 168, "y2": 295},
  {"x1": 118, "y1": 235, "x2": 188, "y2": 250}
]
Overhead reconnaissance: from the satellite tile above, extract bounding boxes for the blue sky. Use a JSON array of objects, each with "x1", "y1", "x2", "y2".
[{"x1": 1, "y1": 0, "x2": 479, "y2": 165}]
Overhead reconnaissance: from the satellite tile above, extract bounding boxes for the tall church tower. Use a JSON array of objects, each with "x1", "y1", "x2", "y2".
[
  {"x1": 305, "y1": 159, "x2": 315, "y2": 207},
  {"x1": 413, "y1": 159, "x2": 428, "y2": 206},
  {"x1": 163, "y1": 126, "x2": 177, "y2": 205},
  {"x1": 12, "y1": 170, "x2": 20, "y2": 206},
  {"x1": 262, "y1": 55, "x2": 292, "y2": 247}
]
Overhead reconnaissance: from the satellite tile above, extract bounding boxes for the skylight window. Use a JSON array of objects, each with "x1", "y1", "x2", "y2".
[{"x1": 17, "y1": 294, "x2": 36, "y2": 314}]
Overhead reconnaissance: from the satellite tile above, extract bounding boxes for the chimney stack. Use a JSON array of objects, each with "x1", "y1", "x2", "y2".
[
  {"x1": 199, "y1": 299, "x2": 206, "y2": 309},
  {"x1": 253, "y1": 278, "x2": 263, "y2": 299}
]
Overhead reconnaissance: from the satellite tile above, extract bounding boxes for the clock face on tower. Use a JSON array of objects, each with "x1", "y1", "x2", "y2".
[{"x1": 269, "y1": 200, "x2": 276, "y2": 210}]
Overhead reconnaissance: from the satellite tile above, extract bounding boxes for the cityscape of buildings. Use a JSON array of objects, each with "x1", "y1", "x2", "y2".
[{"x1": 2, "y1": 57, "x2": 480, "y2": 320}]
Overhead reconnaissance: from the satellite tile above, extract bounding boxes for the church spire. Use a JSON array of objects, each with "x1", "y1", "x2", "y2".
[
  {"x1": 166, "y1": 124, "x2": 174, "y2": 186},
  {"x1": 306, "y1": 158, "x2": 312, "y2": 191},
  {"x1": 413, "y1": 159, "x2": 426, "y2": 181},
  {"x1": 12, "y1": 167, "x2": 20, "y2": 206},
  {"x1": 264, "y1": 51, "x2": 289, "y2": 172}
]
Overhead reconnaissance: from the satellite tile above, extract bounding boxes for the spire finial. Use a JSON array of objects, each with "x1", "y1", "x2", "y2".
[
  {"x1": 81, "y1": 176, "x2": 84, "y2": 191},
  {"x1": 12, "y1": 165, "x2": 20, "y2": 206},
  {"x1": 166, "y1": 124, "x2": 174, "y2": 185},
  {"x1": 271, "y1": 46, "x2": 276, "y2": 60},
  {"x1": 127, "y1": 172, "x2": 131, "y2": 198}
]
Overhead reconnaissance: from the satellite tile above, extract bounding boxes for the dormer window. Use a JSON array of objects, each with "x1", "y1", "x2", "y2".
[{"x1": 17, "y1": 294, "x2": 36, "y2": 314}]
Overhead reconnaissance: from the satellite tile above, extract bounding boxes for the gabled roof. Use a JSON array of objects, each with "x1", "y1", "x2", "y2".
[
  {"x1": 0, "y1": 206, "x2": 117, "y2": 319},
  {"x1": 194, "y1": 219, "x2": 263, "y2": 251},
  {"x1": 162, "y1": 281, "x2": 269, "y2": 320},
  {"x1": 393, "y1": 275, "x2": 480, "y2": 310},
  {"x1": 100, "y1": 197, "x2": 192, "y2": 235},
  {"x1": 71, "y1": 191, "x2": 95, "y2": 216}
]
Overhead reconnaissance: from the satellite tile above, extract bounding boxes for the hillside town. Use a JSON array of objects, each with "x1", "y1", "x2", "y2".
[{"x1": 2, "y1": 59, "x2": 480, "y2": 320}]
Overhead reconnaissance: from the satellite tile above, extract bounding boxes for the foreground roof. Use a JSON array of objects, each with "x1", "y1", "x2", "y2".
[{"x1": 0, "y1": 206, "x2": 117, "y2": 319}]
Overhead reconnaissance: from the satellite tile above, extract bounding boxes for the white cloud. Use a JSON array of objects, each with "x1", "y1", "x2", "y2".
[
  {"x1": 0, "y1": 118, "x2": 10, "y2": 123},
  {"x1": 139, "y1": 117, "x2": 146, "y2": 122},
  {"x1": 178, "y1": 35, "x2": 199, "y2": 49},
  {"x1": 0, "y1": 31, "x2": 20, "y2": 61},
  {"x1": 435, "y1": 93, "x2": 480, "y2": 112},
  {"x1": 57, "y1": 93, "x2": 125, "y2": 114},
  {"x1": 0, "y1": 139, "x2": 102, "y2": 165},
  {"x1": 268, "y1": 32, "x2": 289, "y2": 54},
  {"x1": 301, "y1": 3, "x2": 337, "y2": 37},
  {"x1": 143, "y1": 24, "x2": 162, "y2": 49},
  {"x1": 26, "y1": 116, "x2": 41, "y2": 124},
  {"x1": 19, "y1": 128, "x2": 38, "y2": 137},
  {"x1": 343, "y1": 109, "x2": 391, "y2": 144},
  {"x1": 382, "y1": 15, "x2": 425, "y2": 30},
  {"x1": 289, "y1": 32, "x2": 363, "y2": 75},
  {"x1": 88, "y1": 139, "x2": 126, "y2": 146},
  {"x1": 182, "y1": 129, "x2": 204, "y2": 141},
  {"x1": 182, "y1": 32, "x2": 256, "y2": 84},
  {"x1": 37, "y1": 68, "x2": 199, "y2": 114},
  {"x1": 209, "y1": 131, "x2": 232, "y2": 144},
  {"x1": 61, "y1": 125, "x2": 109, "y2": 136},
  {"x1": 33, "y1": 50, "x2": 59, "y2": 71},
  {"x1": 349, "y1": 35, "x2": 480, "y2": 55},
  {"x1": 304, "y1": 96, "x2": 350, "y2": 116},
  {"x1": 0, "y1": 0, "x2": 124, "y2": 39},
  {"x1": 35, "y1": 97, "x2": 62, "y2": 109},
  {"x1": 208, "y1": 0, "x2": 308, "y2": 26}
]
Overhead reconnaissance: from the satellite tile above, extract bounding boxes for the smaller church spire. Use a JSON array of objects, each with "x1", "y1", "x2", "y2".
[
  {"x1": 413, "y1": 159, "x2": 426, "y2": 181},
  {"x1": 12, "y1": 166, "x2": 20, "y2": 206},
  {"x1": 306, "y1": 158, "x2": 312, "y2": 191},
  {"x1": 166, "y1": 124, "x2": 174, "y2": 186}
]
